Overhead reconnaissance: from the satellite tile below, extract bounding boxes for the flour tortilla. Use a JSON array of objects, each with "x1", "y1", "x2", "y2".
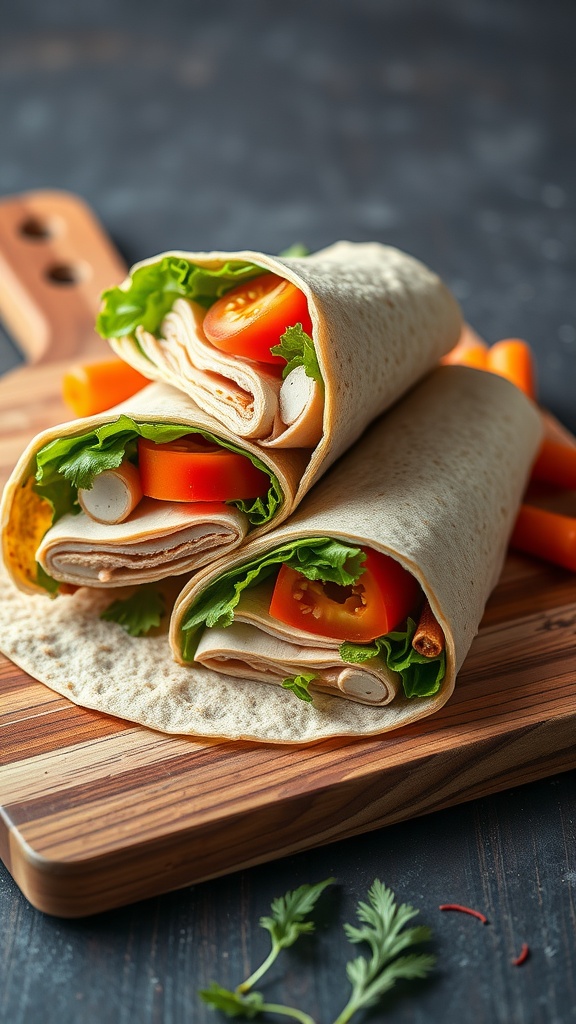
[
  {"x1": 109, "y1": 242, "x2": 462, "y2": 506},
  {"x1": 0, "y1": 367, "x2": 542, "y2": 743},
  {"x1": 170, "y1": 366, "x2": 543, "y2": 734},
  {"x1": 1, "y1": 382, "x2": 306, "y2": 596}
]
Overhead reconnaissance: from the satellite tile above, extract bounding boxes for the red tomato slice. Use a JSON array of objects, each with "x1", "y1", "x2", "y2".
[
  {"x1": 202, "y1": 273, "x2": 313, "y2": 364},
  {"x1": 269, "y1": 548, "x2": 421, "y2": 642},
  {"x1": 138, "y1": 435, "x2": 270, "y2": 503}
]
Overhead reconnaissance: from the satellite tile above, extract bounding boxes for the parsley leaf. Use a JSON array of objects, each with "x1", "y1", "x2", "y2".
[
  {"x1": 197, "y1": 879, "x2": 434, "y2": 1024},
  {"x1": 199, "y1": 983, "x2": 264, "y2": 1018},
  {"x1": 271, "y1": 324, "x2": 322, "y2": 385},
  {"x1": 237, "y1": 878, "x2": 335, "y2": 996},
  {"x1": 260, "y1": 878, "x2": 335, "y2": 951},
  {"x1": 333, "y1": 880, "x2": 435, "y2": 1023},
  {"x1": 281, "y1": 674, "x2": 316, "y2": 704},
  {"x1": 100, "y1": 586, "x2": 166, "y2": 637},
  {"x1": 199, "y1": 880, "x2": 333, "y2": 1022}
]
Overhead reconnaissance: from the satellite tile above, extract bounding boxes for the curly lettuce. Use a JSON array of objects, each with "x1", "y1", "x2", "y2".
[
  {"x1": 96, "y1": 256, "x2": 266, "y2": 340},
  {"x1": 340, "y1": 619, "x2": 446, "y2": 698},
  {"x1": 271, "y1": 324, "x2": 322, "y2": 385}
]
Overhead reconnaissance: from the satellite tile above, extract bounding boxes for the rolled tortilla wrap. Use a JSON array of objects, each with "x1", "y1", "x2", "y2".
[
  {"x1": 1, "y1": 382, "x2": 306, "y2": 596},
  {"x1": 99, "y1": 243, "x2": 462, "y2": 507},
  {"x1": 170, "y1": 366, "x2": 543, "y2": 735}
]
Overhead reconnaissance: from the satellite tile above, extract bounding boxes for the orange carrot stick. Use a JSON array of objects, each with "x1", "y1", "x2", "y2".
[
  {"x1": 486, "y1": 339, "x2": 536, "y2": 400},
  {"x1": 510, "y1": 505, "x2": 576, "y2": 572},
  {"x1": 62, "y1": 359, "x2": 149, "y2": 417},
  {"x1": 531, "y1": 437, "x2": 576, "y2": 490},
  {"x1": 441, "y1": 324, "x2": 489, "y2": 369}
]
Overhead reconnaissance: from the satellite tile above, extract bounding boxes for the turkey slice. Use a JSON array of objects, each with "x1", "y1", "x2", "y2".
[
  {"x1": 107, "y1": 241, "x2": 462, "y2": 468},
  {"x1": 36, "y1": 498, "x2": 248, "y2": 587},
  {"x1": 195, "y1": 622, "x2": 397, "y2": 705},
  {"x1": 115, "y1": 298, "x2": 282, "y2": 439}
]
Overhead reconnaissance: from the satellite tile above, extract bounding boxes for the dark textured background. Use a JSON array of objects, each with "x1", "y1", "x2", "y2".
[{"x1": 1, "y1": 1, "x2": 575, "y2": 1021}]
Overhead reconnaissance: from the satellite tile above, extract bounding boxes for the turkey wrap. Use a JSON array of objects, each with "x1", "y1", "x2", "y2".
[
  {"x1": 0, "y1": 367, "x2": 541, "y2": 743},
  {"x1": 97, "y1": 242, "x2": 462, "y2": 506},
  {"x1": 1, "y1": 382, "x2": 305, "y2": 596},
  {"x1": 168, "y1": 366, "x2": 543, "y2": 736}
]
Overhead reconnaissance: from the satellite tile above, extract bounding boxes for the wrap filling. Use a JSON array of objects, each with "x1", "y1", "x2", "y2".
[{"x1": 178, "y1": 537, "x2": 446, "y2": 705}]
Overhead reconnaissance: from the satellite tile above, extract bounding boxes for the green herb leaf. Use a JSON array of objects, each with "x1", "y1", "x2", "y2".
[
  {"x1": 179, "y1": 538, "x2": 365, "y2": 662},
  {"x1": 333, "y1": 880, "x2": 435, "y2": 1024},
  {"x1": 199, "y1": 982, "x2": 264, "y2": 1018},
  {"x1": 36, "y1": 562, "x2": 60, "y2": 596},
  {"x1": 100, "y1": 586, "x2": 166, "y2": 637},
  {"x1": 96, "y1": 256, "x2": 265, "y2": 339},
  {"x1": 278, "y1": 243, "x2": 310, "y2": 258},
  {"x1": 34, "y1": 416, "x2": 190, "y2": 502},
  {"x1": 271, "y1": 324, "x2": 322, "y2": 385},
  {"x1": 235, "y1": 878, "x2": 335, "y2": 998},
  {"x1": 260, "y1": 878, "x2": 335, "y2": 952},
  {"x1": 339, "y1": 618, "x2": 446, "y2": 698},
  {"x1": 281, "y1": 674, "x2": 316, "y2": 704}
]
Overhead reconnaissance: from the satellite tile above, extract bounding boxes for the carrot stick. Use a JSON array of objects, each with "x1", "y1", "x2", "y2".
[
  {"x1": 510, "y1": 505, "x2": 576, "y2": 572},
  {"x1": 486, "y1": 339, "x2": 536, "y2": 400},
  {"x1": 441, "y1": 324, "x2": 489, "y2": 369},
  {"x1": 62, "y1": 359, "x2": 149, "y2": 417},
  {"x1": 531, "y1": 437, "x2": 576, "y2": 490}
]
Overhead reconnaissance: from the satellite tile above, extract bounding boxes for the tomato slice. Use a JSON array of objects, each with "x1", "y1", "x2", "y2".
[
  {"x1": 268, "y1": 548, "x2": 421, "y2": 642},
  {"x1": 138, "y1": 435, "x2": 270, "y2": 502},
  {"x1": 203, "y1": 273, "x2": 313, "y2": 364}
]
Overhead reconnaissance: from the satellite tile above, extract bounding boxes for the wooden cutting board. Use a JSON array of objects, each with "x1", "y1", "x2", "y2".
[{"x1": 1, "y1": 193, "x2": 575, "y2": 918}]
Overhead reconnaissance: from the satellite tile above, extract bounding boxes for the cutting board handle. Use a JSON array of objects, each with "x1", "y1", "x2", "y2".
[{"x1": 0, "y1": 190, "x2": 127, "y2": 365}]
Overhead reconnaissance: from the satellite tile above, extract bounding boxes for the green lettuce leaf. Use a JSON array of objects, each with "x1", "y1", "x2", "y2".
[
  {"x1": 281, "y1": 673, "x2": 316, "y2": 703},
  {"x1": 34, "y1": 417, "x2": 281, "y2": 528},
  {"x1": 340, "y1": 618, "x2": 446, "y2": 698},
  {"x1": 36, "y1": 562, "x2": 60, "y2": 596},
  {"x1": 277, "y1": 243, "x2": 310, "y2": 257},
  {"x1": 270, "y1": 323, "x2": 322, "y2": 384},
  {"x1": 96, "y1": 256, "x2": 266, "y2": 340},
  {"x1": 179, "y1": 538, "x2": 366, "y2": 662},
  {"x1": 100, "y1": 586, "x2": 166, "y2": 636}
]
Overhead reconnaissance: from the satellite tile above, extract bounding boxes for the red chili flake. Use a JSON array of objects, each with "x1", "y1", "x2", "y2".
[
  {"x1": 439, "y1": 903, "x2": 488, "y2": 924},
  {"x1": 512, "y1": 943, "x2": 530, "y2": 966}
]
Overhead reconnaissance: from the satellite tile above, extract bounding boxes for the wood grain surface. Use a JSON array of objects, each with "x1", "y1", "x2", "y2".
[{"x1": 1, "y1": 351, "x2": 575, "y2": 917}]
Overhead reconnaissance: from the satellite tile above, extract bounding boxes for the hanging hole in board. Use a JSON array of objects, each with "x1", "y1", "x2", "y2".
[
  {"x1": 19, "y1": 216, "x2": 57, "y2": 241},
  {"x1": 45, "y1": 262, "x2": 87, "y2": 286}
]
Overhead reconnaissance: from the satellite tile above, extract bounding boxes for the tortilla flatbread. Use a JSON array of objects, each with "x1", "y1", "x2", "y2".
[
  {"x1": 170, "y1": 366, "x2": 543, "y2": 731},
  {"x1": 105, "y1": 242, "x2": 462, "y2": 507}
]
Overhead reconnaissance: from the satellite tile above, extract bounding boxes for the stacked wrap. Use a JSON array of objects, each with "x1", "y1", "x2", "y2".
[
  {"x1": 2, "y1": 242, "x2": 462, "y2": 598},
  {"x1": 102, "y1": 242, "x2": 462, "y2": 499},
  {"x1": 0, "y1": 367, "x2": 542, "y2": 742}
]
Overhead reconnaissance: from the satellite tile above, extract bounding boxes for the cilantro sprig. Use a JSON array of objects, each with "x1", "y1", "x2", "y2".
[
  {"x1": 281, "y1": 674, "x2": 316, "y2": 704},
  {"x1": 334, "y1": 880, "x2": 435, "y2": 1023},
  {"x1": 200, "y1": 878, "x2": 334, "y2": 1022},
  {"x1": 198, "y1": 878, "x2": 434, "y2": 1022}
]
